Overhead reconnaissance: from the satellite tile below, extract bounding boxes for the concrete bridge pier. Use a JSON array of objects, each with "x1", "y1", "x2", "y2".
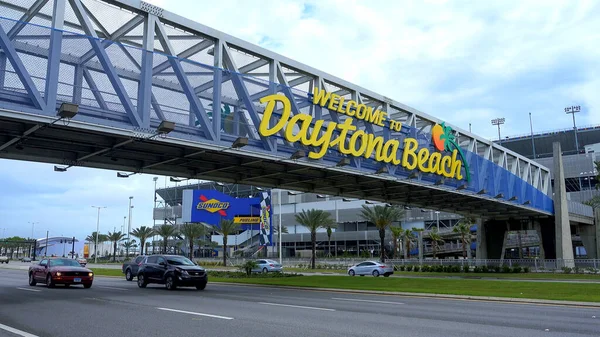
[
  {"x1": 578, "y1": 209, "x2": 600, "y2": 259},
  {"x1": 552, "y1": 142, "x2": 575, "y2": 267}
]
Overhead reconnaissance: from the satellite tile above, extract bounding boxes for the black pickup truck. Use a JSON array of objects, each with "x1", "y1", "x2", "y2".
[{"x1": 121, "y1": 256, "x2": 144, "y2": 281}]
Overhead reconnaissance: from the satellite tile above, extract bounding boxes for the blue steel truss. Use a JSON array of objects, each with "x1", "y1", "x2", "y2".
[{"x1": 0, "y1": 0, "x2": 553, "y2": 215}]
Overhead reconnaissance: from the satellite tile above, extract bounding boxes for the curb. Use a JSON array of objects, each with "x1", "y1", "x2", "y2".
[{"x1": 211, "y1": 282, "x2": 600, "y2": 308}]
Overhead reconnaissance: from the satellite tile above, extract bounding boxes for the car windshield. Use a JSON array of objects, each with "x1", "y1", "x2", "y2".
[
  {"x1": 166, "y1": 256, "x2": 195, "y2": 266},
  {"x1": 49, "y1": 259, "x2": 81, "y2": 267}
]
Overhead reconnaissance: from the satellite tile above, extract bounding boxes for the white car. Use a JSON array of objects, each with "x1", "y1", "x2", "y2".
[
  {"x1": 347, "y1": 261, "x2": 393, "y2": 277},
  {"x1": 0, "y1": 255, "x2": 9, "y2": 264}
]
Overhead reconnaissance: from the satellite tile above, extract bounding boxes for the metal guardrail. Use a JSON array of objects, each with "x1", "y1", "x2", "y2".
[{"x1": 195, "y1": 257, "x2": 600, "y2": 271}]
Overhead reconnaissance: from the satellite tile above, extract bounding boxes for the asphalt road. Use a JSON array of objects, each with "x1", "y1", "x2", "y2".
[{"x1": 0, "y1": 268, "x2": 599, "y2": 337}]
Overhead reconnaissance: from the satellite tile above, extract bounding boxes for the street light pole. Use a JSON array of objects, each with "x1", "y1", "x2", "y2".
[
  {"x1": 127, "y1": 196, "x2": 133, "y2": 257},
  {"x1": 435, "y1": 211, "x2": 440, "y2": 231},
  {"x1": 565, "y1": 105, "x2": 581, "y2": 153},
  {"x1": 491, "y1": 118, "x2": 505, "y2": 144},
  {"x1": 278, "y1": 189, "x2": 282, "y2": 264},
  {"x1": 29, "y1": 221, "x2": 39, "y2": 239},
  {"x1": 529, "y1": 112, "x2": 536, "y2": 158},
  {"x1": 91, "y1": 206, "x2": 106, "y2": 264}
]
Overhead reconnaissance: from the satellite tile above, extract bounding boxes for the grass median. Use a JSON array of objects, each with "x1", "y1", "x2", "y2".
[{"x1": 90, "y1": 268, "x2": 600, "y2": 302}]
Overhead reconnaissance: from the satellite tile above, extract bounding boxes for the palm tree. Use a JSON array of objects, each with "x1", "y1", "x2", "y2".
[
  {"x1": 213, "y1": 219, "x2": 241, "y2": 266},
  {"x1": 107, "y1": 231, "x2": 126, "y2": 262},
  {"x1": 86, "y1": 232, "x2": 108, "y2": 259},
  {"x1": 325, "y1": 222, "x2": 337, "y2": 257},
  {"x1": 360, "y1": 205, "x2": 405, "y2": 263},
  {"x1": 155, "y1": 224, "x2": 178, "y2": 254},
  {"x1": 130, "y1": 226, "x2": 155, "y2": 256},
  {"x1": 454, "y1": 218, "x2": 474, "y2": 259},
  {"x1": 122, "y1": 240, "x2": 137, "y2": 257},
  {"x1": 295, "y1": 209, "x2": 334, "y2": 269},
  {"x1": 180, "y1": 223, "x2": 206, "y2": 260},
  {"x1": 390, "y1": 226, "x2": 403, "y2": 259},
  {"x1": 428, "y1": 227, "x2": 445, "y2": 258},
  {"x1": 403, "y1": 229, "x2": 415, "y2": 259}
]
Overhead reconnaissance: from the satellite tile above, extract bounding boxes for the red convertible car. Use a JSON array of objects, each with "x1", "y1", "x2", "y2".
[{"x1": 28, "y1": 258, "x2": 94, "y2": 288}]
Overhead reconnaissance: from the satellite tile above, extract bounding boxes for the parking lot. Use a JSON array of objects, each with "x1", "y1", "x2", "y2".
[{"x1": 1, "y1": 265, "x2": 599, "y2": 337}]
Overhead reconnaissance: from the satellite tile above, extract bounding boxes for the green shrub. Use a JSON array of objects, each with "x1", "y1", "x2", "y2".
[
  {"x1": 238, "y1": 260, "x2": 258, "y2": 276},
  {"x1": 399, "y1": 265, "x2": 405, "y2": 271},
  {"x1": 502, "y1": 265, "x2": 511, "y2": 273},
  {"x1": 481, "y1": 265, "x2": 489, "y2": 273},
  {"x1": 512, "y1": 266, "x2": 522, "y2": 273},
  {"x1": 523, "y1": 267, "x2": 530, "y2": 273},
  {"x1": 406, "y1": 265, "x2": 413, "y2": 272},
  {"x1": 435, "y1": 265, "x2": 444, "y2": 272},
  {"x1": 413, "y1": 266, "x2": 420, "y2": 272},
  {"x1": 462, "y1": 265, "x2": 470, "y2": 273},
  {"x1": 421, "y1": 265, "x2": 430, "y2": 272},
  {"x1": 562, "y1": 267, "x2": 573, "y2": 274},
  {"x1": 473, "y1": 266, "x2": 480, "y2": 273},
  {"x1": 493, "y1": 266, "x2": 501, "y2": 273}
]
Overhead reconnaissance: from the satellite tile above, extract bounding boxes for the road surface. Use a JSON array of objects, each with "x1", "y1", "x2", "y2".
[{"x1": 0, "y1": 269, "x2": 598, "y2": 337}]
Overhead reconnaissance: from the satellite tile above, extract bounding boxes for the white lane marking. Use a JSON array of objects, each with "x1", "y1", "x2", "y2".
[
  {"x1": 258, "y1": 302, "x2": 335, "y2": 311},
  {"x1": 332, "y1": 297, "x2": 404, "y2": 305},
  {"x1": 16, "y1": 287, "x2": 41, "y2": 292},
  {"x1": 0, "y1": 323, "x2": 39, "y2": 337},
  {"x1": 97, "y1": 286, "x2": 128, "y2": 291},
  {"x1": 156, "y1": 307, "x2": 234, "y2": 320}
]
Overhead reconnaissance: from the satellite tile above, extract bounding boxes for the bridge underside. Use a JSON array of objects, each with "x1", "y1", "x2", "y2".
[{"x1": 0, "y1": 111, "x2": 550, "y2": 220}]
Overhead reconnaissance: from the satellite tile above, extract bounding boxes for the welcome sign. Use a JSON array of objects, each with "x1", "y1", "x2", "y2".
[{"x1": 258, "y1": 89, "x2": 470, "y2": 181}]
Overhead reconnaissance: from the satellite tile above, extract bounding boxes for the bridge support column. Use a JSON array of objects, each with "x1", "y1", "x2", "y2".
[
  {"x1": 476, "y1": 218, "x2": 487, "y2": 259},
  {"x1": 418, "y1": 232, "x2": 423, "y2": 264},
  {"x1": 482, "y1": 220, "x2": 508, "y2": 259},
  {"x1": 579, "y1": 209, "x2": 600, "y2": 259},
  {"x1": 552, "y1": 142, "x2": 575, "y2": 267},
  {"x1": 533, "y1": 220, "x2": 546, "y2": 260}
]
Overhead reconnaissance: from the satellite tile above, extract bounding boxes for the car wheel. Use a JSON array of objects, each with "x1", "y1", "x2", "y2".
[
  {"x1": 384, "y1": 273, "x2": 390, "y2": 277},
  {"x1": 83, "y1": 283, "x2": 92, "y2": 289},
  {"x1": 46, "y1": 274, "x2": 55, "y2": 288},
  {"x1": 165, "y1": 275, "x2": 177, "y2": 290},
  {"x1": 262, "y1": 267, "x2": 268, "y2": 274},
  {"x1": 137, "y1": 274, "x2": 147, "y2": 288},
  {"x1": 28, "y1": 273, "x2": 36, "y2": 286},
  {"x1": 348, "y1": 270, "x2": 355, "y2": 276},
  {"x1": 125, "y1": 269, "x2": 133, "y2": 281},
  {"x1": 195, "y1": 282, "x2": 207, "y2": 290},
  {"x1": 372, "y1": 270, "x2": 380, "y2": 277}
]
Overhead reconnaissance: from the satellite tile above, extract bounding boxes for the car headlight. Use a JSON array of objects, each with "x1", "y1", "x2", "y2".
[
  {"x1": 56, "y1": 272, "x2": 62, "y2": 276},
  {"x1": 176, "y1": 268, "x2": 188, "y2": 275},
  {"x1": 88, "y1": 273, "x2": 93, "y2": 277}
]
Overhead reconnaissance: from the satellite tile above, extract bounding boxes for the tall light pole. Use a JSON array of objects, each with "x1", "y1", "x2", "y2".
[
  {"x1": 491, "y1": 118, "x2": 505, "y2": 144},
  {"x1": 565, "y1": 105, "x2": 581, "y2": 153},
  {"x1": 153, "y1": 177, "x2": 158, "y2": 254},
  {"x1": 127, "y1": 196, "x2": 133, "y2": 257},
  {"x1": 278, "y1": 189, "x2": 282, "y2": 264},
  {"x1": 91, "y1": 206, "x2": 106, "y2": 264},
  {"x1": 435, "y1": 211, "x2": 440, "y2": 231},
  {"x1": 529, "y1": 112, "x2": 536, "y2": 158},
  {"x1": 28, "y1": 221, "x2": 39, "y2": 239}
]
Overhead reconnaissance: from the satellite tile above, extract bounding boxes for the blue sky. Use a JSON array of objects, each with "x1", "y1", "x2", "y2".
[{"x1": 1, "y1": 0, "x2": 599, "y2": 240}]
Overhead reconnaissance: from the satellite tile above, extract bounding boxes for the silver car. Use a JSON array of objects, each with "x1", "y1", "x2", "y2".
[
  {"x1": 348, "y1": 261, "x2": 393, "y2": 277},
  {"x1": 252, "y1": 259, "x2": 283, "y2": 273}
]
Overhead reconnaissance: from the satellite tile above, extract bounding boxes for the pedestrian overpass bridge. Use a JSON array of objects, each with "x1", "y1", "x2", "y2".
[{"x1": 0, "y1": 0, "x2": 575, "y2": 222}]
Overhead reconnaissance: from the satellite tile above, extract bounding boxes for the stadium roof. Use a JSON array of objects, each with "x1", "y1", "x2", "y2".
[{"x1": 496, "y1": 125, "x2": 600, "y2": 159}]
